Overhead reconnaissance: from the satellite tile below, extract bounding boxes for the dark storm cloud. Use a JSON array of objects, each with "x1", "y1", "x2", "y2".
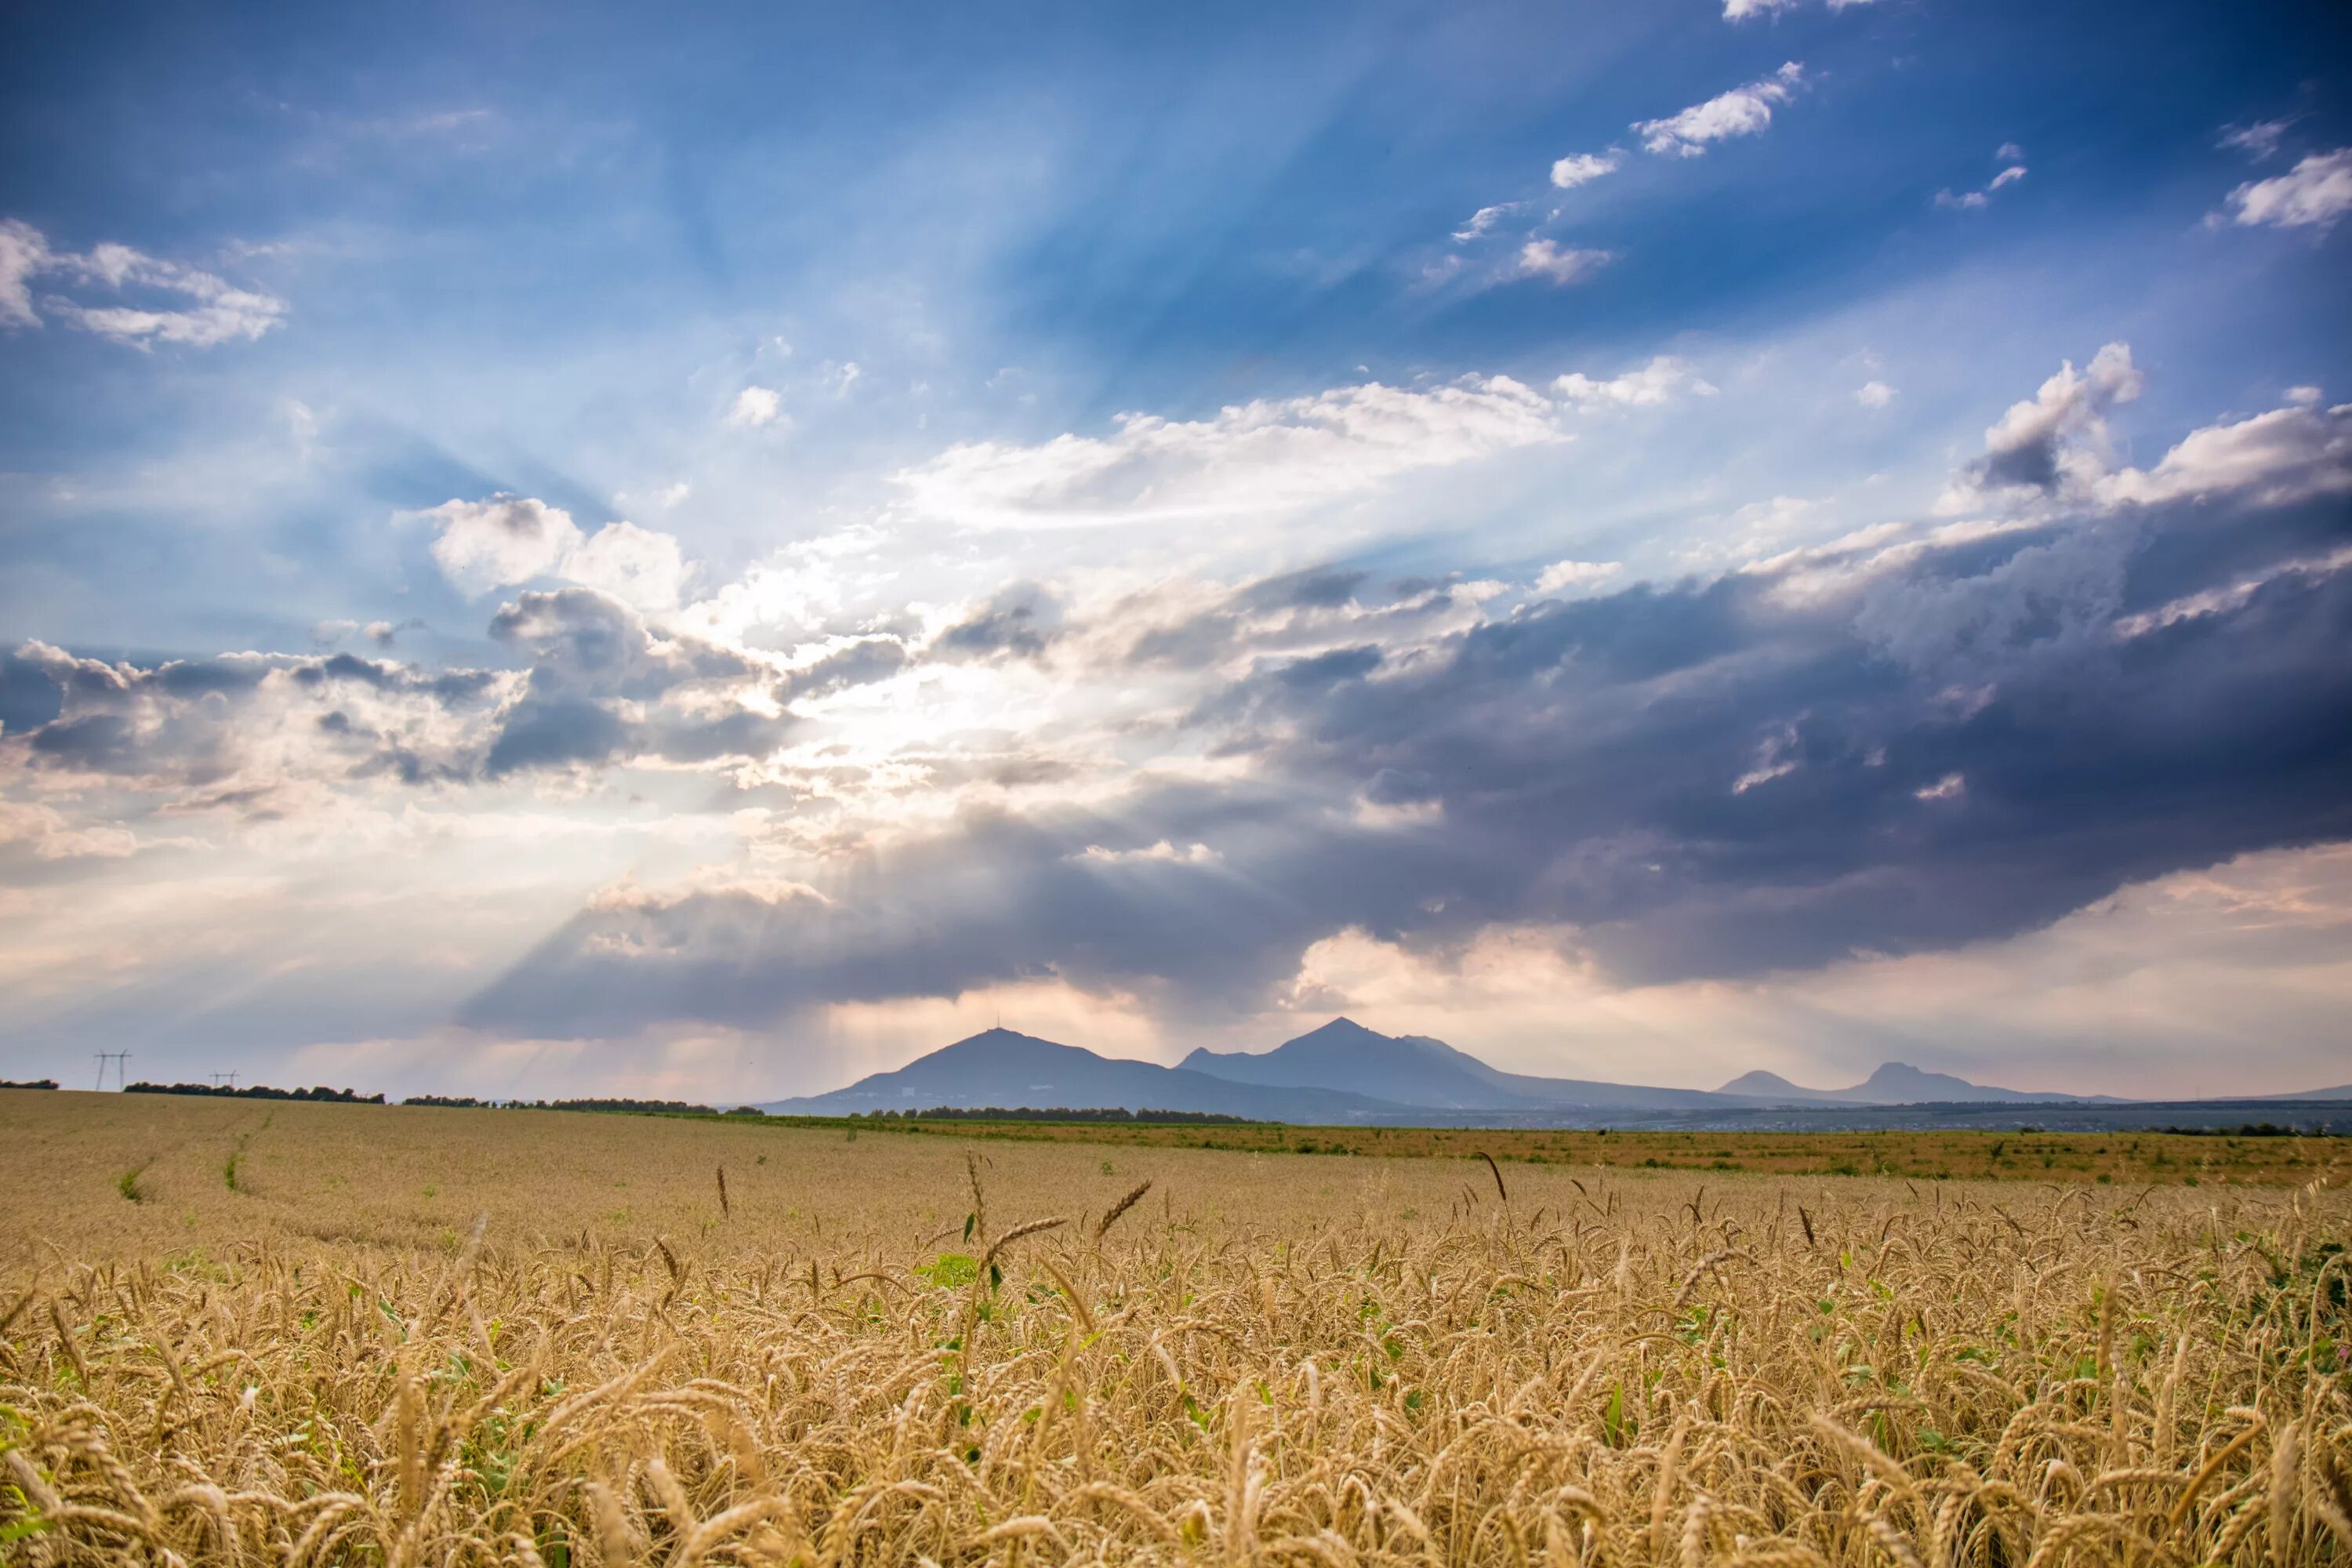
[
  {"x1": 0, "y1": 652, "x2": 66, "y2": 733},
  {"x1": 463, "y1": 485, "x2": 2352, "y2": 1037},
  {"x1": 477, "y1": 588, "x2": 794, "y2": 775},
  {"x1": 1127, "y1": 568, "x2": 1472, "y2": 670},
  {"x1": 1239, "y1": 567, "x2": 1367, "y2": 612},
  {"x1": 779, "y1": 638, "x2": 909, "y2": 702},
  {"x1": 5, "y1": 588, "x2": 802, "y2": 789},
  {"x1": 4, "y1": 639, "x2": 511, "y2": 789}
]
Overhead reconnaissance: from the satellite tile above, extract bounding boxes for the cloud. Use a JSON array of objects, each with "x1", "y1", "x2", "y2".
[
  {"x1": 431, "y1": 344, "x2": 2352, "y2": 1043},
  {"x1": 1548, "y1": 152, "x2": 1621, "y2": 189},
  {"x1": 1534, "y1": 560, "x2": 1622, "y2": 595},
  {"x1": 16, "y1": 348, "x2": 2351, "y2": 1074},
  {"x1": 459, "y1": 456, "x2": 2352, "y2": 1037},
  {"x1": 1855, "y1": 380, "x2": 1896, "y2": 408},
  {"x1": 561, "y1": 520, "x2": 691, "y2": 612},
  {"x1": 893, "y1": 374, "x2": 1568, "y2": 528},
  {"x1": 934, "y1": 584, "x2": 1061, "y2": 660},
  {"x1": 1077, "y1": 840, "x2": 1218, "y2": 866},
  {"x1": 1515, "y1": 239, "x2": 1613, "y2": 285},
  {"x1": 2, "y1": 639, "x2": 507, "y2": 793},
  {"x1": 1633, "y1": 64, "x2": 1804, "y2": 158},
  {"x1": 0, "y1": 800, "x2": 140, "y2": 861},
  {"x1": 2096, "y1": 402, "x2": 2352, "y2": 510},
  {"x1": 2226, "y1": 149, "x2": 2352, "y2": 230},
  {"x1": 2220, "y1": 119, "x2": 2293, "y2": 161},
  {"x1": 366, "y1": 619, "x2": 420, "y2": 647},
  {"x1": 420, "y1": 495, "x2": 583, "y2": 595},
  {"x1": 1948, "y1": 342, "x2": 2143, "y2": 503},
  {"x1": 477, "y1": 589, "x2": 791, "y2": 775},
  {"x1": 1942, "y1": 344, "x2": 2351, "y2": 516},
  {"x1": 1450, "y1": 204, "x2": 1522, "y2": 241},
  {"x1": 725, "y1": 386, "x2": 783, "y2": 427},
  {"x1": 0, "y1": 220, "x2": 49, "y2": 328},
  {"x1": 1552, "y1": 355, "x2": 1715, "y2": 409},
  {"x1": 1936, "y1": 158, "x2": 2027, "y2": 212},
  {"x1": 1725, "y1": 0, "x2": 1878, "y2": 15},
  {"x1": 412, "y1": 495, "x2": 691, "y2": 609},
  {"x1": 0, "y1": 219, "x2": 286, "y2": 347}
]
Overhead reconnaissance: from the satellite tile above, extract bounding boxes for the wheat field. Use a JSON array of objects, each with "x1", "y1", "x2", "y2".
[{"x1": 1, "y1": 1091, "x2": 2347, "y2": 1565}]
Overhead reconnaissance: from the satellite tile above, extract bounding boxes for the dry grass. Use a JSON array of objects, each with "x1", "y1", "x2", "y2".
[
  {"x1": 2, "y1": 1090, "x2": 2347, "y2": 1565},
  {"x1": 766, "y1": 1116, "x2": 2347, "y2": 1189}
]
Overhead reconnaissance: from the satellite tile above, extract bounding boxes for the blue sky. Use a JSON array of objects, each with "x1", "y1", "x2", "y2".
[{"x1": 3, "y1": 0, "x2": 2349, "y2": 1100}]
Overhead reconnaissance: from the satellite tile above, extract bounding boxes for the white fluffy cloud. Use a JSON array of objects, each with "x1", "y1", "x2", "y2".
[
  {"x1": 0, "y1": 219, "x2": 48, "y2": 328},
  {"x1": 0, "y1": 218, "x2": 285, "y2": 347},
  {"x1": 1855, "y1": 380, "x2": 1896, "y2": 408},
  {"x1": 725, "y1": 386, "x2": 783, "y2": 427},
  {"x1": 421, "y1": 495, "x2": 583, "y2": 595},
  {"x1": 1942, "y1": 344, "x2": 2352, "y2": 515},
  {"x1": 1552, "y1": 355, "x2": 1715, "y2": 408},
  {"x1": 1533, "y1": 559, "x2": 1621, "y2": 594},
  {"x1": 1959, "y1": 342, "x2": 2143, "y2": 500},
  {"x1": 1450, "y1": 203, "x2": 1521, "y2": 241},
  {"x1": 1633, "y1": 63, "x2": 1804, "y2": 157},
  {"x1": 1548, "y1": 152, "x2": 1620, "y2": 188},
  {"x1": 894, "y1": 375, "x2": 1570, "y2": 528},
  {"x1": 1515, "y1": 239, "x2": 1613, "y2": 284},
  {"x1": 1725, "y1": 0, "x2": 1877, "y2": 15},
  {"x1": 2226, "y1": 149, "x2": 2352, "y2": 230},
  {"x1": 0, "y1": 800, "x2": 140, "y2": 861},
  {"x1": 413, "y1": 495, "x2": 691, "y2": 608},
  {"x1": 2098, "y1": 401, "x2": 2352, "y2": 510},
  {"x1": 562, "y1": 520, "x2": 692, "y2": 611}
]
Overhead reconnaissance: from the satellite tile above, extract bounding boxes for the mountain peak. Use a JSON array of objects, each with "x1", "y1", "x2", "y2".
[
  {"x1": 949, "y1": 1026, "x2": 1052, "y2": 1046},
  {"x1": 1290, "y1": 1016, "x2": 1378, "y2": 1041}
]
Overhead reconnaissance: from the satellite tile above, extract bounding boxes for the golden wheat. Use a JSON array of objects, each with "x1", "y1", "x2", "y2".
[{"x1": 0, "y1": 1090, "x2": 2345, "y2": 1565}]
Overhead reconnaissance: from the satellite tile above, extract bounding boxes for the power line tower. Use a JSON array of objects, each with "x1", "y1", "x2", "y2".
[
  {"x1": 93, "y1": 1052, "x2": 131, "y2": 1091},
  {"x1": 212, "y1": 1072, "x2": 239, "y2": 1091}
]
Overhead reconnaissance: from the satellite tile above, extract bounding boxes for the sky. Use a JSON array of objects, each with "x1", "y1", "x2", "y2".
[{"x1": 2, "y1": 0, "x2": 2349, "y2": 1103}]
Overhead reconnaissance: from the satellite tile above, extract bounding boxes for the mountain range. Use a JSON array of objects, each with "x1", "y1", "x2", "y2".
[
  {"x1": 1715, "y1": 1064, "x2": 2125, "y2": 1105},
  {"x1": 758, "y1": 1017, "x2": 2334, "y2": 1123}
]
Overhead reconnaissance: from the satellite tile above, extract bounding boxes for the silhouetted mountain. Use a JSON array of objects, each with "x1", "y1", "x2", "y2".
[
  {"x1": 1715, "y1": 1062, "x2": 2114, "y2": 1105},
  {"x1": 761, "y1": 1021, "x2": 2187, "y2": 1127},
  {"x1": 2256, "y1": 1083, "x2": 2352, "y2": 1101},
  {"x1": 758, "y1": 1028, "x2": 1410, "y2": 1122},
  {"x1": 1179, "y1": 1018, "x2": 1750, "y2": 1112},
  {"x1": 1716, "y1": 1069, "x2": 1850, "y2": 1104}
]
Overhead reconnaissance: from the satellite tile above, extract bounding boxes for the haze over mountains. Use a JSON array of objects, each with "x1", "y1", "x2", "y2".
[
  {"x1": 1715, "y1": 1065, "x2": 2123, "y2": 1106},
  {"x1": 762, "y1": 1018, "x2": 2347, "y2": 1126}
]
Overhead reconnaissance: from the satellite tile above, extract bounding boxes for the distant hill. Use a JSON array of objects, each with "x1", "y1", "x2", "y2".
[
  {"x1": 757, "y1": 1020, "x2": 2314, "y2": 1128},
  {"x1": 763, "y1": 1019, "x2": 2149, "y2": 1125},
  {"x1": 1717, "y1": 1069, "x2": 1850, "y2": 1104},
  {"x1": 1716, "y1": 1062, "x2": 2117, "y2": 1105},
  {"x1": 758, "y1": 1028, "x2": 1411, "y2": 1123},
  {"x1": 1180, "y1": 1018, "x2": 1740, "y2": 1111}
]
